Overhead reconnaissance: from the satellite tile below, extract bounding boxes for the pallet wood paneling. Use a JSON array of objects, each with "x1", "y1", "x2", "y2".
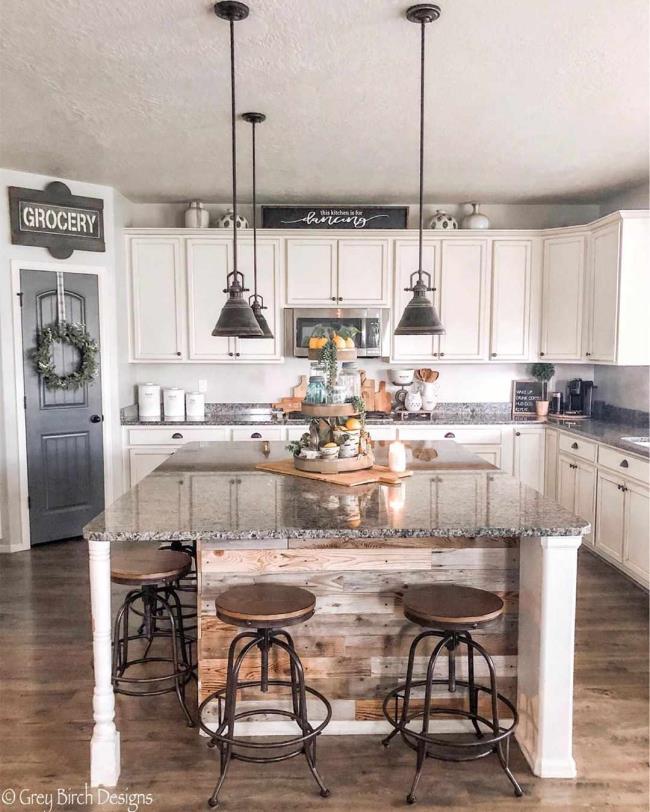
[{"x1": 201, "y1": 548, "x2": 432, "y2": 574}]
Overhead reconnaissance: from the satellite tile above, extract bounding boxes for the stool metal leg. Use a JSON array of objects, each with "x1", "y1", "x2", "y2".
[
  {"x1": 156, "y1": 592, "x2": 195, "y2": 728},
  {"x1": 461, "y1": 632, "x2": 483, "y2": 739}
]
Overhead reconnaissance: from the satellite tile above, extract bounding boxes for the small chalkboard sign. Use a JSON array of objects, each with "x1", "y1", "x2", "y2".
[{"x1": 511, "y1": 380, "x2": 544, "y2": 417}]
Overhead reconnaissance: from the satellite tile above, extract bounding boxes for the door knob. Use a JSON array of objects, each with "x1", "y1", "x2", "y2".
[{"x1": 90, "y1": 414, "x2": 102, "y2": 423}]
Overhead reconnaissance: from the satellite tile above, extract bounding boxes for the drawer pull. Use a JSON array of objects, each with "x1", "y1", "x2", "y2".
[
  {"x1": 439, "y1": 352, "x2": 445, "y2": 357},
  {"x1": 172, "y1": 433, "x2": 183, "y2": 440},
  {"x1": 331, "y1": 297, "x2": 336, "y2": 301},
  {"x1": 444, "y1": 432, "x2": 455, "y2": 439},
  {"x1": 620, "y1": 459, "x2": 629, "y2": 468},
  {"x1": 251, "y1": 432, "x2": 262, "y2": 439},
  {"x1": 571, "y1": 442, "x2": 578, "y2": 449}
]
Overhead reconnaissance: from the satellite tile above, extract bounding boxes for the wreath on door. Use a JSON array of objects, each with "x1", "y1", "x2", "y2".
[{"x1": 32, "y1": 321, "x2": 99, "y2": 391}]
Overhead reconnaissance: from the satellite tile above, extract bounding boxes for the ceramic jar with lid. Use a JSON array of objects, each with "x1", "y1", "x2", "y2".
[{"x1": 184, "y1": 201, "x2": 210, "y2": 228}]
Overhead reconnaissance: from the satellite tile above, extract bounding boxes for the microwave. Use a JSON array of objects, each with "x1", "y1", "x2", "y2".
[{"x1": 286, "y1": 308, "x2": 387, "y2": 357}]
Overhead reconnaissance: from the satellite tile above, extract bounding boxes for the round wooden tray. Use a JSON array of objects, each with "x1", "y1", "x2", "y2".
[
  {"x1": 307, "y1": 348, "x2": 358, "y2": 361},
  {"x1": 300, "y1": 402, "x2": 359, "y2": 418},
  {"x1": 293, "y1": 452, "x2": 374, "y2": 474}
]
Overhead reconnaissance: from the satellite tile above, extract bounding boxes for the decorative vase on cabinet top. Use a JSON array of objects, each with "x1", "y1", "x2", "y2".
[
  {"x1": 216, "y1": 208, "x2": 248, "y2": 229},
  {"x1": 429, "y1": 210, "x2": 458, "y2": 230},
  {"x1": 184, "y1": 201, "x2": 210, "y2": 228},
  {"x1": 461, "y1": 202, "x2": 490, "y2": 229}
]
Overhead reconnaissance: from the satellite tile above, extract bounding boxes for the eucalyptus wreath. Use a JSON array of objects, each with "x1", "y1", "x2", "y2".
[{"x1": 32, "y1": 321, "x2": 99, "y2": 391}]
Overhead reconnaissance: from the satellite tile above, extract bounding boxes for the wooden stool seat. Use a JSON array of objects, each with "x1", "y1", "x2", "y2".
[
  {"x1": 215, "y1": 584, "x2": 316, "y2": 628},
  {"x1": 404, "y1": 584, "x2": 504, "y2": 629},
  {"x1": 111, "y1": 549, "x2": 192, "y2": 586}
]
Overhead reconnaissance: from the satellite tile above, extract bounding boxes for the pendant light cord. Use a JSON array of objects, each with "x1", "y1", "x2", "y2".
[
  {"x1": 229, "y1": 19, "x2": 238, "y2": 274},
  {"x1": 251, "y1": 118, "x2": 258, "y2": 298},
  {"x1": 418, "y1": 19, "x2": 425, "y2": 280}
]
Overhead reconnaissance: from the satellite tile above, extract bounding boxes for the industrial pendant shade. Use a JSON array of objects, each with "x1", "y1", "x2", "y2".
[
  {"x1": 212, "y1": 1, "x2": 262, "y2": 338},
  {"x1": 395, "y1": 4, "x2": 445, "y2": 337},
  {"x1": 240, "y1": 111, "x2": 273, "y2": 340}
]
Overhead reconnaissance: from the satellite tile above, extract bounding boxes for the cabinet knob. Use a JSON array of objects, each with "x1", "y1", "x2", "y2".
[
  {"x1": 571, "y1": 442, "x2": 578, "y2": 449},
  {"x1": 176, "y1": 351, "x2": 182, "y2": 357},
  {"x1": 491, "y1": 352, "x2": 497, "y2": 357},
  {"x1": 432, "y1": 352, "x2": 438, "y2": 357},
  {"x1": 515, "y1": 431, "x2": 521, "y2": 436},
  {"x1": 331, "y1": 297, "x2": 336, "y2": 301},
  {"x1": 251, "y1": 432, "x2": 262, "y2": 439},
  {"x1": 620, "y1": 459, "x2": 629, "y2": 468},
  {"x1": 235, "y1": 352, "x2": 241, "y2": 357},
  {"x1": 338, "y1": 297, "x2": 343, "y2": 301},
  {"x1": 439, "y1": 352, "x2": 445, "y2": 357},
  {"x1": 172, "y1": 432, "x2": 183, "y2": 439},
  {"x1": 228, "y1": 352, "x2": 234, "y2": 357},
  {"x1": 539, "y1": 352, "x2": 545, "y2": 357},
  {"x1": 444, "y1": 432, "x2": 455, "y2": 439},
  {"x1": 585, "y1": 352, "x2": 591, "y2": 357}
]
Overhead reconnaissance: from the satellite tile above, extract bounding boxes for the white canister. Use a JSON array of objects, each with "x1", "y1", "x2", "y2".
[
  {"x1": 163, "y1": 388, "x2": 185, "y2": 421},
  {"x1": 138, "y1": 383, "x2": 161, "y2": 420},
  {"x1": 420, "y1": 382, "x2": 438, "y2": 411},
  {"x1": 186, "y1": 392, "x2": 205, "y2": 421}
]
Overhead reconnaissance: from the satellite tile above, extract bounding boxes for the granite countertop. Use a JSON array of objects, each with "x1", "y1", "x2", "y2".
[
  {"x1": 84, "y1": 440, "x2": 590, "y2": 542},
  {"x1": 547, "y1": 419, "x2": 649, "y2": 458}
]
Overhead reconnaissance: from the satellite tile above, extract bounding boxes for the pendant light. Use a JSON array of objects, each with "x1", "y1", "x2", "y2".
[
  {"x1": 394, "y1": 4, "x2": 445, "y2": 337},
  {"x1": 240, "y1": 111, "x2": 273, "y2": 339},
  {"x1": 212, "y1": 1, "x2": 263, "y2": 338}
]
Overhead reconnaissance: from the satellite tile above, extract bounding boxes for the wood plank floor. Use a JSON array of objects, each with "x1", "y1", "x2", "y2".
[{"x1": 0, "y1": 541, "x2": 647, "y2": 811}]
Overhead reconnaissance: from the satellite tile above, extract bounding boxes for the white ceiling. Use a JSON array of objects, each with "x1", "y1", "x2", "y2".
[{"x1": 1, "y1": 0, "x2": 648, "y2": 204}]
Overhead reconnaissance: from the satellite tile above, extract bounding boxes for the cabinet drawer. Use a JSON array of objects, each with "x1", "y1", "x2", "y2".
[
  {"x1": 598, "y1": 445, "x2": 649, "y2": 484},
  {"x1": 231, "y1": 427, "x2": 285, "y2": 441},
  {"x1": 367, "y1": 426, "x2": 398, "y2": 441},
  {"x1": 397, "y1": 427, "x2": 502, "y2": 444},
  {"x1": 127, "y1": 427, "x2": 229, "y2": 445},
  {"x1": 558, "y1": 433, "x2": 597, "y2": 462}
]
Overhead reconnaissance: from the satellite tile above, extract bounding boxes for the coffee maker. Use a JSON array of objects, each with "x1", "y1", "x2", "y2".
[{"x1": 565, "y1": 379, "x2": 595, "y2": 416}]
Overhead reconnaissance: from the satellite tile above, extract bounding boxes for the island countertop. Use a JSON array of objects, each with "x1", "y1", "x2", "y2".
[{"x1": 84, "y1": 440, "x2": 590, "y2": 541}]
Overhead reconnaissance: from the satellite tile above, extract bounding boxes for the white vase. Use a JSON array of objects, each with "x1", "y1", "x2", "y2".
[
  {"x1": 462, "y1": 202, "x2": 490, "y2": 229},
  {"x1": 420, "y1": 382, "x2": 438, "y2": 411},
  {"x1": 216, "y1": 208, "x2": 248, "y2": 229},
  {"x1": 404, "y1": 390, "x2": 422, "y2": 413},
  {"x1": 184, "y1": 201, "x2": 210, "y2": 228},
  {"x1": 429, "y1": 210, "x2": 458, "y2": 230}
]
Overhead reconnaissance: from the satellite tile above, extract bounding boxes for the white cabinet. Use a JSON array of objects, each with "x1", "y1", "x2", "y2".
[
  {"x1": 129, "y1": 447, "x2": 175, "y2": 485},
  {"x1": 438, "y1": 240, "x2": 489, "y2": 361},
  {"x1": 544, "y1": 428, "x2": 559, "y2": 499},
  {"x1": 623, "y1": 481, "x2": 650, "y2": 583},
  {"x1": 558, "y1": 454, "x2": 596, "y2": 546},
  {"x1": 391, "y1": 240, "x2": 439, "y2": 362},
  {"x1": 595, "y1": 470, "x2": 626, "y2": 562},
  {"x1": 584, "y1": 215, "x2": 650, "y2": 365},
  {"x1": 490, "y1": 240, "x2": 533, "y2": 361},
  {"x1": 540, "y1": 234, "x2": 586, "y2": 361},
  {"x1": 285, "y1": 238, "x2": 389, "y2": 306},
  {"x1": 129, "y1": 237, "x2": 185, "y2": 360},
  {"x1": 513, "y1": 427, "x2": 545, "y2": 493},
  {"x1": 187, "y1": 237, "x2": 283, "y2": 362}
]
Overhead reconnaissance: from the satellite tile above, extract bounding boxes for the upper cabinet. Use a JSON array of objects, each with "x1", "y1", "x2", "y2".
[
  {"x1": 285, "y1": 237, "x2": 389, "y2": 306},
  {"x1": 584, "y1": 215, "x2": 650, "y2": 365},
  {"x1": 539, "y1": 234, "x2": 586, "y2": 361},
  {"x1": 128, "y1": 234, "x2": 283, "y2": 363},
  {"x1": 489, "y1": 240, "x2": 534, "y2": 361},
  {"x1": 129, "y1": 237, "x2": 186, "y2": 360}
]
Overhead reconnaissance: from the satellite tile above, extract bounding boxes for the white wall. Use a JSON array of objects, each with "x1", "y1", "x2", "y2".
[
  {"x1": 0, "y1": 168, "x2": 122, "y2": 552},
  {"x1": 593, "y1": 366, "x2": 650, "y2": 413},
  {"x1": 599, "y1": 182, "x2": 649, "y2": 216}
]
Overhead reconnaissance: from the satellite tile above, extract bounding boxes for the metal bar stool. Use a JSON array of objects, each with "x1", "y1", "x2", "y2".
[
  {"x1": 198, "y1": 584, "x2": 331, "y2": 808},
  {"x1": 382, "y1": 584, "x2": 523, "y2": 803},
  {"x1": 111, "y1": 548, "x2": 195, "y2": 726},
  {"x1": 157, "y1": 540, "x2": 198, "y2": 662}
]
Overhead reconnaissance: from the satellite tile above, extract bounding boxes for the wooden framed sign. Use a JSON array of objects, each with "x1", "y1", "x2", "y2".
[
  {"x1": 8, "y1": 182, "x2": 105, "y2": 259},
  {"x1": 511, "y1": 379, "x2": 544, "y2": 417},
  {"x1": 262, "y1": 205, "x2": 408, "y2": 230}
]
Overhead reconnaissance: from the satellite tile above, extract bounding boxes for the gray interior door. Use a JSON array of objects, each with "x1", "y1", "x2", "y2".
[{"x1": 20, "y1": 269, "x2": 104, "y2": 545}]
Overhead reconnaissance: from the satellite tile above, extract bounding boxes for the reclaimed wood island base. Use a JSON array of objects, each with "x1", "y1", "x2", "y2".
[{"x1": 84, "y1": 440, "x2": 589, "y2": 788}]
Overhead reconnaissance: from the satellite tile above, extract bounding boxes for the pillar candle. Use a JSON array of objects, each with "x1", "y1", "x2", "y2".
[{"x1": 388, "y1": 441, "x2": 407, "y2": 473}]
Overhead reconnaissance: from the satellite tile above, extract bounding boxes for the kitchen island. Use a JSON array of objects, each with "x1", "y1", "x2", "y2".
[{"x1": 84, "y1": 440, "x2": 589, "y2": 789}]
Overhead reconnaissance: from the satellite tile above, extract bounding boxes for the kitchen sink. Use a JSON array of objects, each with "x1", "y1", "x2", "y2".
[{"x1": 621, "y1": 436, "x2": 650, "y2": 448}]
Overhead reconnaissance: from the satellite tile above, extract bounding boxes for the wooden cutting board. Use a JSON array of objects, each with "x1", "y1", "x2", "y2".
[{"x1": 256, "y1": 459, "x2": 413, "y2": 487}]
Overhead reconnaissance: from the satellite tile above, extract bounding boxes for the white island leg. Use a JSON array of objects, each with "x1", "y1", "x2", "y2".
[
  {"x1": 88, "y1": 539, "x2": 120, "y2": 787},
  {"x1": 516, "y1": 535, "x2": 582, "y2": 778}
]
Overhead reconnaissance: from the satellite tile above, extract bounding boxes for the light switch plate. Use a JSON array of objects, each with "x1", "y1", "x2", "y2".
[{"x1": 198, "y1": 379, "x2": 208, "y2": 393}]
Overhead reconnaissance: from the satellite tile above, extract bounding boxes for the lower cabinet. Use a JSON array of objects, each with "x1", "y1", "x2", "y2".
[
  {"x1": 129, "y1": 447, "x2": 176, "y2": 485},
  {"x1": 513, "y1": 427, "x2": 545, "y2": 492},
  {"x1": 544, "y1": 428, "x2": 559, "y2": 499},
  {"x1": 557, "y1": 453, "x2": 596, "y2": 545}
]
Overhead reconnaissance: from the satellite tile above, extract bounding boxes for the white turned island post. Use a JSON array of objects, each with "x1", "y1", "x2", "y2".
[{"x1": 88, "y1": 539, "x2": 120, "y2": 787}]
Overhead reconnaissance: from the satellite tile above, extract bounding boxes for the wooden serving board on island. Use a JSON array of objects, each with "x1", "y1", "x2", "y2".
[{"x1": 256, "y1": 459, "x2": 413, "y2": 487}]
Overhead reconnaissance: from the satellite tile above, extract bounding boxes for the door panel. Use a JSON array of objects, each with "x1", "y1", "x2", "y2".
[
  {"x1": 574, "y1": 461, "x2": 596, "y2": 546},
  {"x1": 392, "y1": 241, "x2": 439, "y2": 360},
  {"x1": 623, "y1": 482, "x2": 649, "y2": 581},
  {"x1": 285, "y1": 240, "x2": 336, "y2": 304},
  {"x1": 21, "y1": 270, "x2": 104, "y2": 544},
  {"x1": 589, "y1": 222, "x2": 620, "y2": 362},
  {"x1": 490, "y1": 240, "x2": 532, "y2": 360},
  {"x1": 236, "y1": 240, "x2": 282, "y2": 359},
  {"x1": 557, "y1": 456, "x2": 576, "y2": 513},
  {"x1": 438, "y1": 240, "x2": 488, "y2": 360},
  {"x1": 337, "y1": 240, "x2": 388, "y2": 305},
  {"x1": 187, "y1": 239, "x2": 233, "y2": 360},
  {"x1": 540, "y1": 235, "x2": 585, "y2": 360},
  {"x1": 595, "y1": 471, "x2": 625, "y2": 561}
]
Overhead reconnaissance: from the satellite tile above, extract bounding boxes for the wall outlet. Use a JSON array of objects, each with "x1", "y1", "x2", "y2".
[{"x1": 198, "y1": 379, "x2": 208, "y2": 394}]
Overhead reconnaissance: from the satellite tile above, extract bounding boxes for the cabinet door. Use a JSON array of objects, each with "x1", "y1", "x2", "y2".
[
  {"x1": 130, "y1": 238, "x2": 185, "y2": 360},
  {"x1": 544, "y1": 429, "x2": 559, "y2": 499},
  {"x1": 557, "y1": 455, "x2": 577, "y2": 514},
  {"x1": 574, "y1": 461, "x2": 596, "y2": 546},
  {"x1": 540, "y1": 235, "x2": 586, "y2": 360},
  {"x1": 464, "y1": 444, "x2": 501, "y2": 469},
  {"x1": 588, "y1": 222, "x2": 620, "y2": 363},
  {"x1": 513, "y1": 428, "x2": 545, "y2": 493},
  {"x1": 392, "y1": 240, "x2": 440, "y2": 361},
  {"x1": 595, "y1": 471, "x2": 625, "y2": 562},
  {"x1": 129, "y1": 447, "x2": 175, "y2": 486},
  {"x1": 438, "y1": 240, "x2": 489, "y2": 360},
  {"x1": 623, "y1": 480, "x2": 649, "y2": 583},
  {"x1": 235, "y1": 239, "x2": 282, "y2": 360},
  {"x1": 286, "y1": 239, "x2": 337, "y2": 305},
  {"x1": 490, "y1": 240, "x2": 532, "y2": 361},
  {"x1": 186, "y1": 239, "x2": 233, "y2": 360},
  {"x1": 337, "y1": 239, "x2": 389, "y2": 305}
]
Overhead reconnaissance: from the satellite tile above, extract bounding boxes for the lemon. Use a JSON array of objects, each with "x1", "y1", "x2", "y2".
[
  {"x1": 322, "y1": 442, "x2": 338, "y2": 448},
  {"x1": 345, "y1": 417, "x2": 362, "y2": 430}
]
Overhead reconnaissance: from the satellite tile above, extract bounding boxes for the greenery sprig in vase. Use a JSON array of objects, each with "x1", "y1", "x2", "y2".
[{"x1": 530, "y1": 362, "x2": 555, "y2": 418}]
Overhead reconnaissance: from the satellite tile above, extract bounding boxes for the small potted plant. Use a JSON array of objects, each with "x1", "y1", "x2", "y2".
[{"x1": 530, "y1": 363, "x2": 555, "y2": 418}]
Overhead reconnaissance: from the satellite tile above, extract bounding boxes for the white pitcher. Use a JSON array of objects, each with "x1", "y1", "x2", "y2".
[{"x1": 420, "y1": 382, "x2": 438, "y2": 411}]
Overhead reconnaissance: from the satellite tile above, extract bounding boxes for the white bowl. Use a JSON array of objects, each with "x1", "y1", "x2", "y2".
[{"x1": 389, "y1": 369, "x2": 414, "y2": 385}]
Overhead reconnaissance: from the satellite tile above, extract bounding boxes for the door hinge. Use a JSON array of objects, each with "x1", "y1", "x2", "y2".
[
  {"x1": 23, "y1": 395, "x2": 27, "y2": 410},
  {"x1": 27, "y1": 496, "x2": 31, "y2": 509},
  {"x1": 17, "y1": 292, "x2": 23, "y2": 307}
]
